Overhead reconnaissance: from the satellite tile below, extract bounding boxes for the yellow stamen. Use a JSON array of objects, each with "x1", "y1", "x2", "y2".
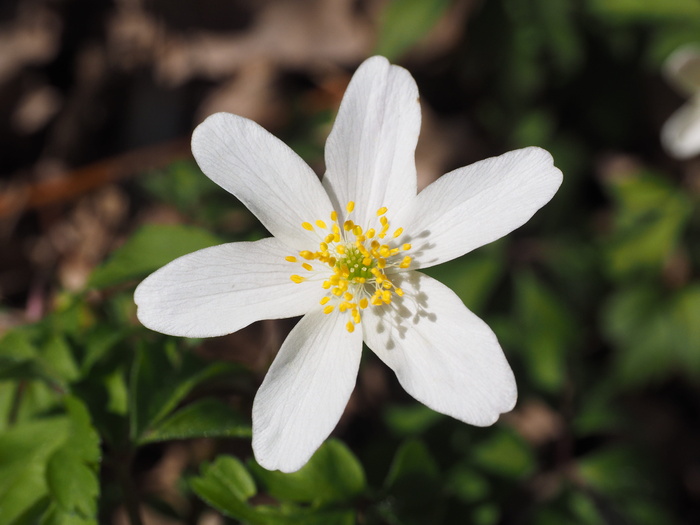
[
  {"x1": 285, "y1": 256, "x2": 297, "y2": 263},
  {"x1": 290, "y1": 275, "x2": 305, "y2": 283},
  {"x1": 302, "y1": 222, "x2": 314, "y2": 231},
  {"x1": 316, "y1": 220, "x2": 327, "y2": 229},
  {"x1": 324, "y1": 305, "x2": 335, "y2": 314},
  {"x1": 376, "y1": 207, "x2": 388, "y2": 216},
  {"x1": 320, "y1": 297, "x2": 330, "y2": 305},
  {"x1": 346, "y1": 322, "x2": 355, "y2": 333},
  {"x1": 346, "y1": 201, "x2": 355, "y2": 213},
  {"x1": 302, "y1": 263, "x2": 313, "y2": 271}
]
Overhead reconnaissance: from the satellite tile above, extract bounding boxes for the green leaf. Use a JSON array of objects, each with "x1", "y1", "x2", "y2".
[
  {"x1": 471, "y1": 428, "x2": 534, "y2": 479},
  {"x1": 250, "y1": 439, "x2": 365, "y2": 505},
  {"x1": 129, "y1": 344, "x2": 242, "y2": 441},
  {"x1": 587, "y1": 0, "x2": 700, "y2": 21},
  {"x1": 0, "y1": 417, "x2": 70, "y2": 524},
  {"x1": 383, "y1": 403, "x2": 443, "y2": 437},
  {"x1": 43, "y1": 336, "x2": 79, "y2": 383},
  {"x1": 45, "y1": 397, "x2": 101, "y2": 519},
  {"x1": 88, "y1": 223, "x2": 223, "y2": 289},
  {"x1": 190, "y1": 455, "x2": 260, "y2": 523},
  {"x1": 423, "y1": 244, "x2": 504, "y2": 313},
  {"x1": 512, "y1": 271, "x2": 575, "y2": 393},
  {"x1": 604, "y1": 172, "x2": 692, "y2": 279},
  {"x1": 374, "y1": 0, "x2": 451, "y2": 60},
  {"x1": 383, "y1": 439, "x2": 441, "y2": 524},
  {"x1": 140, "y1": 398, "x2": 251, "y2": 444}
]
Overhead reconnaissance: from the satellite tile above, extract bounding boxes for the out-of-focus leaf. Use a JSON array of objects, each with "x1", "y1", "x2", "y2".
[
  {"x1": 383, "y1": 403, "x2": 443, "y2": 437},
  {"x1": 45, "y1": 397, "x2": 101, "y2": 520},
  {"x1": 43, "y1": 335, "x2": 79, "y2": 383},
  {"x1": 447, "y1": 465, "x2": 490, "y2": 503},
  {"x1": 250, "y1": 439, "x2": 365, "y2": 505},
  {"x1": 604, "y1": 283, "x2": 700, "y2": 387},
  {"x1": 374, "y1": 0, "x2": 451, "y2": 60},
  {"x1": 587, "y1": 0, "x2": 700, "y2": 20},
  {"x1": 129, "y1": 343, "x2": 242, "y2": 441},
  {"x1": 88, "y1": 223, "x2": 223, "y2": 289},
  {"x1": 140, "y1": 398, "x2": 251, "y2": 444},
  {"x1": 423, "y1": 244, "x2": 504, "y2": 313},
  {"x1": 604, "y1": 172, "x2": 692, "y2": 279},
  {"x1": 512, "y1": 271, "x2": 575, "y2": 393},
  {"x1": 472, "y1": 428, "x2": 535, "y2": 479},
  {"x1": 383, "y1": 439, "x2": 441, "y2": 524}
]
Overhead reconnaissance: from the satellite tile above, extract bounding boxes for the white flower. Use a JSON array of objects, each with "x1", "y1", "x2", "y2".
[
  {"x1": 135, "y1": 56, "x2": 563, "y2": 473},
  {"x1": 662, "y1": 45, "x2": 700, "y2": 159}
]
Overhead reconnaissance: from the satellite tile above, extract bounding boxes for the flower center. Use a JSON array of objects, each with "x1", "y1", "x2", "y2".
[{"x1": 288, "y1": 201, "x2": 412, "y2": 332}]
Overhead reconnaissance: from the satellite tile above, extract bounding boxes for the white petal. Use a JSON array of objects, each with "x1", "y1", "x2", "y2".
[
  {"x1": 664, "y1": 45, "x2": 700, "y2": 97},
  {"x1": 134, "y1": 237, "x2": 322, "y2": 338},
  {"x1": 661, "y1": 99, "x2": 700, "y2": 159},
  {"x1": 192, "y1": 113, "x2": 334, "y2": 251},
  {"x1": 323, "y1": 56, "x2": 420, "y2": 228},
  {"x1": 362, "y1": 272, "x2": 516, "y2": 426},
  {"x1": 252, "y1": 309, "x2": 362, "y2": 472},
  {"x1": 395, "y1": 147, "x2": 562, "y2": 269}
]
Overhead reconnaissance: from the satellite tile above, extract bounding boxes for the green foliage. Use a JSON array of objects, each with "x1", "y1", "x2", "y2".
[
  {"x1": 191, "y1": 441, "x2": 362, "y2": 524},
  {"x1": 374, "y1": 0, "x2": 452, "y2": 60},
  {"x1": 89, "y1": 224, "x2": 223, "y2": 289}
]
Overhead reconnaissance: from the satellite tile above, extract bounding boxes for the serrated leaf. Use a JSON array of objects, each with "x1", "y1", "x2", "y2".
[
  {"x1": 0, "y1": 417, "x2": 70, "y2": 524},
  {"x1": 88, "y1": 223, "x2": 223, "y2": 289},
  {"x1": 250, "y1": 439, "x2": 365, "y2": 505},
  {"x1": 140, "y1": 398, "x2": 251, "y2": 444},
  {"x1": 45, "y1": 397, "x2": 100, "y2": 518}
]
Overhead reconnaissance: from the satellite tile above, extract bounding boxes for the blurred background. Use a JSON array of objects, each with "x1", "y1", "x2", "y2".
[{"x1": 1, "y1": 0, "x2": 700, "y2": 524}]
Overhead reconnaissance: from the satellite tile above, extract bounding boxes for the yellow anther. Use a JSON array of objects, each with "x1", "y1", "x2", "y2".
[
  {"x1": 337, "y1": 245, "x2": 346, "y2": 255},
  {"x1": 382, "y1": 290, "x2": 392, "y2": 302},
  {"x1": 285, "y1": 256, "x2": 297, "y2": 263},
  {"x1": 376, "y1": 207, "x2": 388, "y2": 216},
  {"x1": 344, "y1": 292, "x2": 354, "y2": 301},
  {"x1": 320, "y1": 297, "x2": 330, "y2": 305},
  {"x1": 380, "y1": 216, "x2": 388, "y2": 226},
  {"x1": 302, "y1": 263, "x2": 313, "y2": 271},
  {"x1": 346, "y1": 201, "x2": 355, "y2": 213},
  {"x1": 343, "y1": 220, "x2": 354, "y2": 231},
  {"x1": 316, "y1": 220, "x2": 327, "y2": 229},
  {"x1": 302, "y1": 222, "x2": 314, "y2": 231},
  {"x1": 322, "y1": 281, "x2": 331, "y2": 289},
  {"x1": 377, "y1": 258, "x2": 387, "y2": 269},
  {"x1": 324, "y1": 305, "x2": 335, "y2": 314},
  {"x1": 320, "y1": 242, "x2": 328, "y2": 251},
  {"x1": 403, "y1": 243, "x2": 412, "y2": 251},
  {"x1": 383, "y1": 281, "x2": 392, "y2": 289},
  {"x1": 393, "y1": 228, "x2": 403, "y2": 238},
  {"x1": 333, "y1": 234, "x2": 341, "y2": 242},
  {"x1": 324, "y1": 234, "x2": 335, "y2": 244},
  {"x1": 300, "y1": 250, "x2": 315, "y2": 260},
  {"x1": 399, "y1": 256, "x2": 412, "y2": 268},
  {"x1": 379, "y1": 246, "x2": 390, "y2": 257},
  {"x1": 346, "y1": 322, "x2": 355, "y2": 333},
  {"x1": 339, "y1": 302, "x2": 349, "y2": 313},
  {"x1": 353, "y1": 225, "x2": 363, "y2": 236},
  {"x1": 290, "y1": 275, "x2": 305, "y2": 283},
  {"x1": 359, "y1": 298, "x2": 369, "y2": 309},
  {"x1": 333, "y1": 288, "x2": 344, "y2": 296},
  {"x1": 395, "y1": 288, "x2": 404, "y2": 297},
  {"x1": 362, "y1": 257, "x2": 372, "y2": 266},
  {"x1": 330, "y1": 211, "x2": 338, "y2": 221},
  {"x1": 366, "y1": 229, "x2": 376, "y2": 238}
]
